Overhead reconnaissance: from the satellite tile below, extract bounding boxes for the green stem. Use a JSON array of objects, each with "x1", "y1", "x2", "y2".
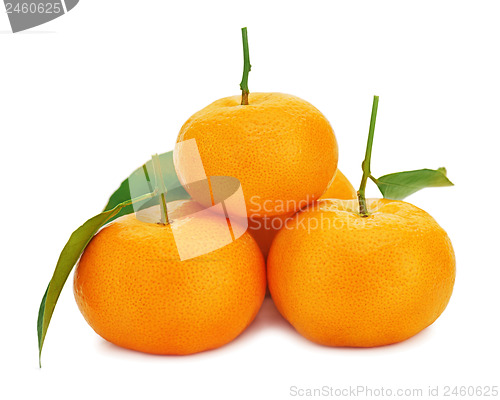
[
  {"x1": 142, "y1": 164, "x2": 154, "y2": 193},
  {"x1": 123, "y1": 189, "x2": 159, "y2": 209},
  {"x1": 151, "y1": 154, "x2": 169, "y2": 225},
  {"x1": 357, "y1": 95, "x2": 379, "y2": 217},
  {"x1": 239, "y1": 27, "x2": 251, "y2": 105}
]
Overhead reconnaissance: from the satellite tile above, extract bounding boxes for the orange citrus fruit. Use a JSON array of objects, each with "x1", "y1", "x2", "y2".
[
  {"x1": 248, "y1": 170, "x2": 356, "y2": 259},
  {"x1": 248, "y1": 213, "x2": 293, "y2": 260},
  {"x1": 267, "y1": 198, "x2": 456, "y2": 347},
  {"x1": 74, "y1": 200, "x2": 266, "y2": 355},
  {"x1": 320, "y1": 169, "x2": 357, "y2": 200},
  {"x1": 174, "y1": 92, "x2": 338, "y2": 218}
]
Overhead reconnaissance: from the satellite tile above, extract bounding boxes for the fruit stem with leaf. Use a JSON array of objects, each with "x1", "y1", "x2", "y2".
[
  {"x1": 240, "y1": 27, "x2": 251, "y2": 105},
  {"x1": 357, "y1": 95, "x2": 379, "y2": 217},
  {"x1": 151, "y1": 154, "x2": 169, "y2": 224}
]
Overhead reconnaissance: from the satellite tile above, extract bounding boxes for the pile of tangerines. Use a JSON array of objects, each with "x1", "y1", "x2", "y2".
[{"x1": 72, "y1": 29, "x2": 455, "y2": 356}]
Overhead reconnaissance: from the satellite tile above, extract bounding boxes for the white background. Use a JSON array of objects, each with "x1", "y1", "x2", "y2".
[{"x1": 1, "y1": 1, "x2": 499, "y2": 399}]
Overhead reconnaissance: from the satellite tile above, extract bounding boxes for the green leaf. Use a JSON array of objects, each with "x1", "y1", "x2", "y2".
[
  {"x1": 38, "y1": 150, "x2": 188, "y2": 366},
  {"x1": 103, "y1": 151, "x2": 190, "y2": 223},
  {"x1": 372, "y1": 167, "x2": 454, "y2": 200},
  {"x1": 37, "y1": 285, "x2": 49, "y2": 367},
  {"x1": 37, "y1": 193, "x2": 154, "y2": 367}
]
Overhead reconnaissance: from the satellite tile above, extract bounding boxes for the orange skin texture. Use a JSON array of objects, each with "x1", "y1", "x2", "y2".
[
  {"x1": 74, "y1": 200, "x2": 266, "y2": 355},
  {"x1": 248, "y1": 213, "x2": 293, "y2": 261},
  {"x1": 320, "y1": 169, "x2": 357, "y2": 201},
  {"x1": 175, "y1": 93, "x2": 338, "y2": 218},
  {"x1": 249, "y1": 170, "x2": 356, "y2": 259},
  {"x1": 267, "y1": 198, "x2": 456, "y2": 347}
]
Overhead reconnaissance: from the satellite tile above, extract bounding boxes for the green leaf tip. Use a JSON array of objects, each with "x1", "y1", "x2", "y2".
[
  {"x1": 37, "y1": 285, "x2": 49, "y2": 368},
  {"x1": 372, "y1": 167, "x2": 454, "y2": 200},
  {"x1": 36, "y1": 207, "x2": 123, "y2": 367}
]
